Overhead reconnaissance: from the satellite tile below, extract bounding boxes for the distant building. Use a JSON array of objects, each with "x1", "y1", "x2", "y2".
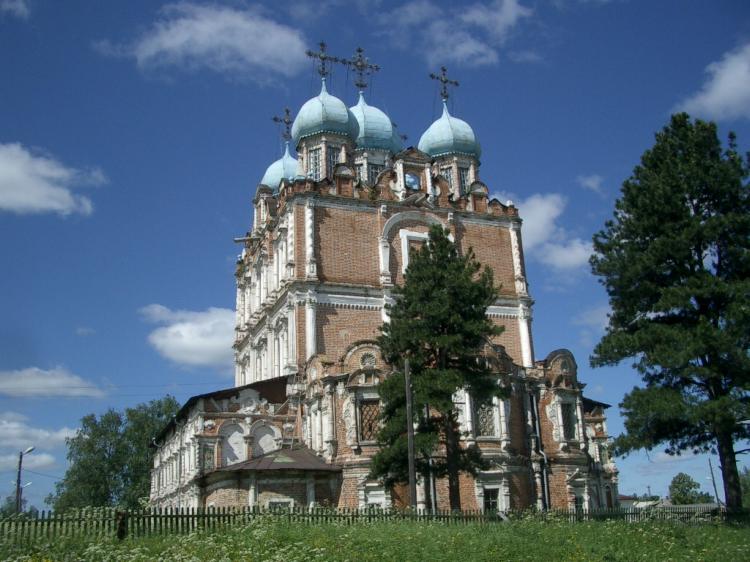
[{"x1": 150, "y1": 47, "x2": 619, "y2": 512}]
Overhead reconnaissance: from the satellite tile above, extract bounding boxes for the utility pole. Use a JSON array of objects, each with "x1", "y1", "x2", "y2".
[
  {"x1": 404, "y1": 358, "x2": 417, "y2": 508},
  {"x1": 15, "y1": 446, "x2": 34, "y2": 514}
]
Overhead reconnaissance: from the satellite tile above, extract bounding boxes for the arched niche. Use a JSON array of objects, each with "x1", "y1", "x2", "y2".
[
  {"x1": 249, "y1": 420, "x2": 282, "y2": 458},
  {"x1": 219, "y1": 422, "x2": 247, "y2": 467}
]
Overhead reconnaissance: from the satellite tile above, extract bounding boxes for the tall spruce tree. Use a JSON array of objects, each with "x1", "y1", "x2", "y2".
[
  {"x1": 370, "y1": 224, "x2": 506, "y2": 510},
  {"x1": 590, "y1": 113, "x2": 750, "y2": 510}
]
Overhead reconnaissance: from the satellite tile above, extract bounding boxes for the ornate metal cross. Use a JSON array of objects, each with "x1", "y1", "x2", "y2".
[
  {"x1": 305, "y1": 41, "x2": 345, "y2": 78},
  {"x1": 272, "y1": 107, "x2": 293, "y2": 141},
  {"x1": 347, "y1": 47, "x2": 380, "y2": 91},
  {"x1": 429, "y1": 66, "x2": 459, "y2": 100}
]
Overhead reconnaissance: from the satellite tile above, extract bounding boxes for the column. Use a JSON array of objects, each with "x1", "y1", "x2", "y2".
[
  {"x1": 287, "y1": 303, "x2": 297, "y2": 369},
  {"x1": 518, "y1": 303, "x2": 533, "y2": 368},
  {"x1": 305, "y1": 199, "x2": 317, "y2": 278},
  {"x1": 509, "y1": 222, "x2": 528, "y2": 296},
  {"x1": 306, "y1": 474, "x2": 315, "y2": 507},
  {"x1": 305, "y1": 290, "x2": 317, "y2": 360}
]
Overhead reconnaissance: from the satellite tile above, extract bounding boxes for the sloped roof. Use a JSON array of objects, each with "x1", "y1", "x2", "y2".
[
  {"x1": 583, "y1": 397, "x2": 612, "y2": 412},
  {"x1": 153, "y1": 376, "x2": 288, "y2": 444},
  {"x1": 215, "y1": 447, "x2": 341, "y2": 473}
]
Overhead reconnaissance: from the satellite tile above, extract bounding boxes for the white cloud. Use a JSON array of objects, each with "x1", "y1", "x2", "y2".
[
  {"x1": 677, "y1": 42, "x2": 750, "y2": 121},
  {"x1": 577, "y1": 173, "x2": 604, "y2": 195},
  {"x1": 573, "y1": 304, "x2": 610, "y2": 331},
  {"x1": 495, "y1": 192, "x2": 593, "y2": 270},
  {"x1": 0, "y1": 412, "x2": 76, "y2": 452},
  {"x1": 0, "y1": 452, "x2": 56, "y2": 471},
  {"x1": 460, "y1": 0, "x2": 532, "y2": 42},
  {"x1": 0, "y1": 0, "x2": 29, "y2": 19},
  {"x1": 0, "y1": 143, "x2": 105, "y2": 216},
  {"x1": 97, "y1": 3, "x2": 308, "y2": 82},
  {"x1": 0, "y1": 367, "x2": 106, "y2": 398},
  {"x1": 573, "y1": 304, "x2": 610, "y2": 347},
  {"x1": 75, "y1": 327, "x2": 95, "y2": 337},
  {"x1": 140, "y1": 304, "x2": 234, "y2": 370},
  {"x1": 379, "y1": 0, "x2": 532, "y2": 67},
  {"x1": 507, "y1": 50, "x2": 542, "y2": 64}
]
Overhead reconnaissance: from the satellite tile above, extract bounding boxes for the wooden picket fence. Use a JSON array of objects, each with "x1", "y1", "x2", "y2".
[{"x1": 0, "y1": 505, "x2": 731, "y2": 545}]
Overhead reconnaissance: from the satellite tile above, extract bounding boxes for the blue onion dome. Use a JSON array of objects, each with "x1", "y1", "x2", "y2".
[
  {"x1": 291, "y1": 79, "x2": 359, "y2": 144},
  {"x1": 418, "y1": 101, "x2": 481, "y2": 159},
  {"x1": 349, "y1": 92, "x2": 398, "y2": 152},
  {"x1": 259, "y1": 142, "x2": 298, "y2": 191}
]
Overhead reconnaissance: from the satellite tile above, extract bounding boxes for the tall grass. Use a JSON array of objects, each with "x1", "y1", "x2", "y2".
[{"x1": 1, "y1": 517, "x2": 747, "y2": 561}]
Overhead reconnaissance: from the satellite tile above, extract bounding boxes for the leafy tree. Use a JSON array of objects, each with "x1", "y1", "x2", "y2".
[
  {"x1": 370, "y1": 225, "x2": 506, "y2": 510},
  {"x1": 0, "y1": 492, "x2": 38, "y2": 517},
  {"x1": 669, "y1": 472, "x2": 713, "y2": 505},
  {"x1": 590, "y1": 113, "x2": 750, "y2": 510},
  {"x1": 47, "y1": 396, "x2": 179, "y2": 510}
]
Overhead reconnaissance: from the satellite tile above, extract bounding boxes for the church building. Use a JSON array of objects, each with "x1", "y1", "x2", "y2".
[{"x1": 149, "y1": 45, "x2": 619, "y2": 512}]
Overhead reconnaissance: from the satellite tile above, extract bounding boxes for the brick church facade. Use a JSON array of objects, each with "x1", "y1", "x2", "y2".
[{"x1": 149, "y1": 50, "x2": 619, "y2": 512}]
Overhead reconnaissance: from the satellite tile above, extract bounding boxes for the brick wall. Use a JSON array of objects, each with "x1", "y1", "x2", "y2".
[
  {"x1": 490, "y1": 318, "x2": 522, "y2": 365},
  {"x1": 316, "y1": 206, "x2": 379, "y2": 285},
  {"x1": 547, "y1": 469, "x2": 571, "y2": 509},
  {"x1": 257, "y1": 481, "x2": 307, "y2": 507},
  {"x1": 458, "y1": 223, "x2": 516, "y2": 297},
  {"x1": 204, "y1": 478, "x2": 249, "y2": 508},
  {"x1": 509, "y1": 472, "x2": 532, "y2": 509},
  {"x1": 316, "y1": 306, "x2": 381, "y2": 363}
]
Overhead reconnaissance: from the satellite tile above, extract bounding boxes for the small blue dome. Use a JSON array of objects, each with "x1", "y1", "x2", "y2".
[
  {"x1": 418, "y1": 101, "x2": 481, "y2": 159},
  {"x1": 260, "y1": 142, "x2": 297, "y2": 191},
  {"x1": 291, "y1": 79, "x2": 359, "y2": 144},
  {"x1": 349, "y1": 93, "x2": 398, "y2": 152}
]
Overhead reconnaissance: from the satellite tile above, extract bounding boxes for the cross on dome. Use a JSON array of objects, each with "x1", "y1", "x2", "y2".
[
  {"x1": 429, "y1": 66, "x2": 459, "y2": 101},
  {"x1": 347, "y1": 47, "x2": 380, "y2": 92},
  {"x1": 272, "y1": 108, "x2": 293, "y2": 142},
  {"x1": 305, "y1": 41, "x2": 346, "y2": 78}
]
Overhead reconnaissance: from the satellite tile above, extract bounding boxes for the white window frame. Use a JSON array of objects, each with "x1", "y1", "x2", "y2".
[{"x1": 308, "y1": 147, "x2": 322, "y2": 181}]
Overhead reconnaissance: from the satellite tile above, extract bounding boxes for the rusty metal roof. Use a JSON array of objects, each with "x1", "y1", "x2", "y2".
[{"x1": 215, "y1": 447, "x2": 341, "y2": 473}]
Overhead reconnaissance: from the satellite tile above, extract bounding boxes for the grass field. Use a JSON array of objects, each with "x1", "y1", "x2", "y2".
[{"x1": 1, "y1": 517, "x2": 748, "y2": 561}]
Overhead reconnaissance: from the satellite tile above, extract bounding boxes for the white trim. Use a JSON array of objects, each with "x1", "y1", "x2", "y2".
[
  {"x1": 399, "y1": 229, "x2": 429, "y2": 273},
  {"x1": 518, "y1": 303, "x2": 533, "y2": 367}
]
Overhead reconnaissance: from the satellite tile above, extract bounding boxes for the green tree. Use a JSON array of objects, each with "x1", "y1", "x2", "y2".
[
  {"x1": 590, "y1": 113, "x2": 750, "y2": 510},
  {"x1": 669, "y1": 472, "x2": 713, "y2": 505},
  {"x1": 370, "y1": 225, "x2": 506, "y2": 510},
  {"x1": 47, "y1": 396, "x2": 179, "y2": 510}
]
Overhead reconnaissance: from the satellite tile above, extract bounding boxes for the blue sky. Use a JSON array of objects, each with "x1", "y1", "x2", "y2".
[{"x1": 1, "y1": 0, "x2": 749, "y2": 508}]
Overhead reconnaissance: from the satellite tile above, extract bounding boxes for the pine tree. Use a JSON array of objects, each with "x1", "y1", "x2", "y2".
[
  {"x1": 370, "y1": 224, "x2": 507, "y2": 510},
  {"x1": 590, "y1": 113, "x2": 750, "y2": 511}
]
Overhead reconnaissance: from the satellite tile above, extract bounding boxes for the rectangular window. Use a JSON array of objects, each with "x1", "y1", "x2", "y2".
[
  {"x1": 356, "y1": 163, "x2": 364, "y2": 181},
  {"x1": 458, "y1": 167, "x2": 470, "y2": 193},
  {"x1": 475, "y1": 402, "x2": 497, "y2": 437},
  {"x1": 308, "y1": 148, "x2": 321, "y2": 181},
  {"x1": 561, "y1": 402, "x2": 577, "y2": 441},
  {"x1": 327, "y1": 145, "x2": 340, "y2": 177},
  {"x1": 483, "y1": 488, "x2": 499, "y2": 512},
  {"x1": 367, "y1": 163, "x2": 384, "y2": 183},
  {"x1": 440, "y1": 166, "x2": 454, "y2": 190},
  {"x1": 359, "y1": 399, "x2": 380, "y2": 442}
]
